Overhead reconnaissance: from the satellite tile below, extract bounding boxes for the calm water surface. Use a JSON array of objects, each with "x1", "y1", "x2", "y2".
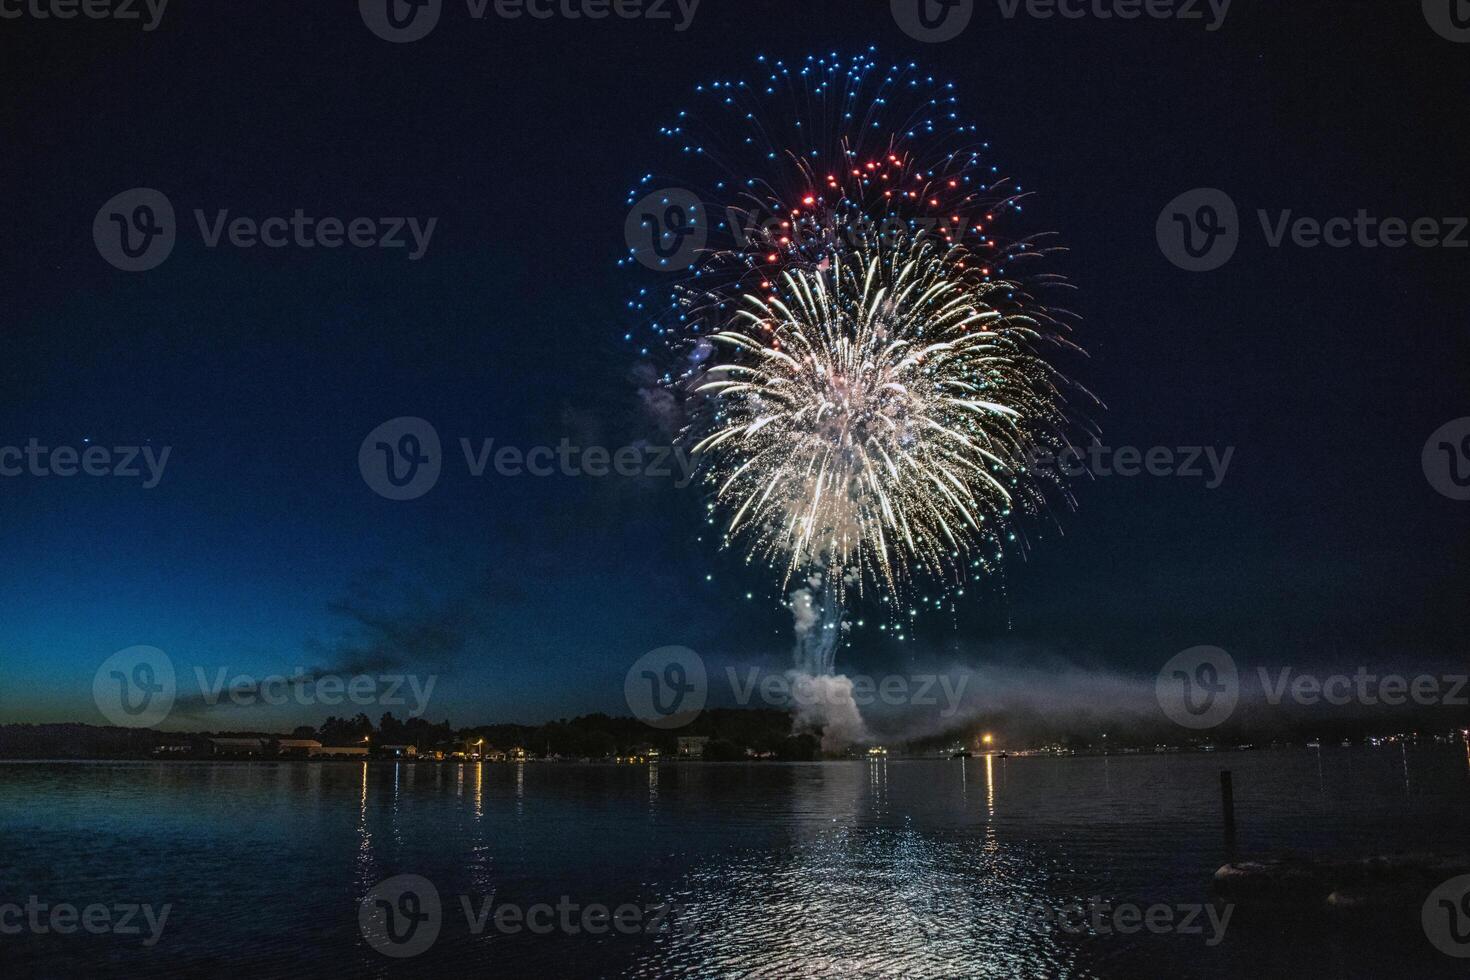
[{"x1": 3, "y1": 748, "x2": 1468, "y2": 978}]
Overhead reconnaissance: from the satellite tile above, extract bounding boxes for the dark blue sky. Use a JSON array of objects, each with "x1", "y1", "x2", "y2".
[{"x1": 1, "y1": 0, "x2": 1466, "y2": 729}]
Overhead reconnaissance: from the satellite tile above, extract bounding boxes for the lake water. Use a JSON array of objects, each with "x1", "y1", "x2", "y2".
[{"x1": 3, "y1": 748, "x2": 1469, "y2": 978}]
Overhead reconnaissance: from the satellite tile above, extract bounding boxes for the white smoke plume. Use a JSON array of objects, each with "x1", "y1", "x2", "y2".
[
  {"x1": 786, "y1": 578, "x2": 870, "y2": 750},
  {"x1": 787, "y1": 671, "x2": 871, "y2": 752}
]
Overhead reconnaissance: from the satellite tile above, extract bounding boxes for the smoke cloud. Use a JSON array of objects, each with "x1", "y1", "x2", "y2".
[{"x1": 786, "y1": 577, "x2": 870, "y2": 749}]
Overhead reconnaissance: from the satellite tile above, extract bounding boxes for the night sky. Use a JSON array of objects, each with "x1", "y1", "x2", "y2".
[{"x1": 2, "y1": 0, "x2": 1466, "y2": 729}]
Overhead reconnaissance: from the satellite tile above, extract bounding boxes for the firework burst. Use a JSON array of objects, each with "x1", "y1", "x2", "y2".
[
  {"x1": 691, "y1": 230, "x2": 1075, "y2": 602},
  {"x1": 623, "y1": 50, "x2": 1096, "y2": 634}
]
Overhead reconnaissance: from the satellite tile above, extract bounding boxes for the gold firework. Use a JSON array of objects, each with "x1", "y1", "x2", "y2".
[{"x1": 687, "y1": 232, "x2": 1078, "y2": 601}]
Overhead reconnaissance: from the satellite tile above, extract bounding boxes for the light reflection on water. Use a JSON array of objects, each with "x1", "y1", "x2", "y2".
[
  {"x1": 632, "y1": 757, "x2": 1072, "y2": 979},
  {"x1": 2, "y1": 748, "x2": 1468, "y2": 978}
]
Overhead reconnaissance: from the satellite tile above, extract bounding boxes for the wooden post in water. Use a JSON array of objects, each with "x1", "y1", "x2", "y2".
[{"x1": 1220, "y1": 769, "x2": 1237, "y2": 862}]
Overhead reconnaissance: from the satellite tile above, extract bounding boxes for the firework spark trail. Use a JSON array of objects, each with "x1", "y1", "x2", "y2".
[{"x1": 625, "y1": 52, "x2": 1096, "y2": 681}]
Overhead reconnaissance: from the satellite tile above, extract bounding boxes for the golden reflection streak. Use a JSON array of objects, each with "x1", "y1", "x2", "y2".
[
  {"x1": 515, "y1": 761, "x2": 525, "y2": 818},
  {"x1": 354, "y1": 761, "x2": 374, "y2": 891},
  {"x1": 473, "y1": 760, "x2": 483, "y2": 820}
]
